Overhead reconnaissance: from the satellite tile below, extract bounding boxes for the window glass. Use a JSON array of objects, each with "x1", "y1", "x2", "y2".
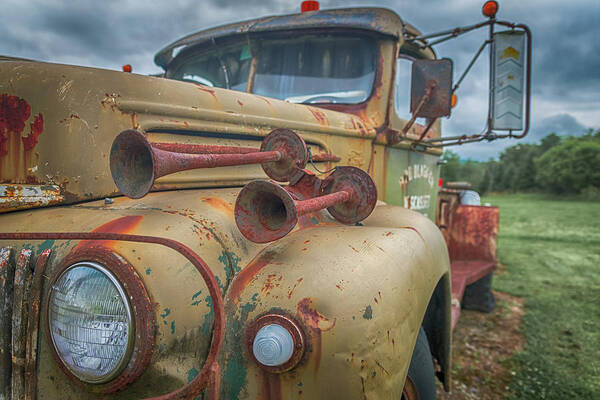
[
  {"x1": 170, "y1": 44, "x2": 251, "y2": 91},
  {"x1": 253, "y1": 35, "x2": 376, "y2": 104},
  {"x1": 394, "y1": 56, "x2": 413, "y2": 120}
]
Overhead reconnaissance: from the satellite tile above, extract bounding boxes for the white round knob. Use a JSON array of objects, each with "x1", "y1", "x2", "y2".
[{"x1": 252, "y1": 324, "x2": 294, "y2": 366}]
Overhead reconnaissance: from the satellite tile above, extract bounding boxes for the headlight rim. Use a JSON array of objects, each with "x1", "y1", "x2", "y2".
[
  {"x1": 43, "y1": 247, "x2": 155, "y2": 393},
  {"x1": 246, "y1": 313, "x2": 305, "y2": 374},
  {"x1": 48, "y1": 260, "x2": 135, "y2": 384}
]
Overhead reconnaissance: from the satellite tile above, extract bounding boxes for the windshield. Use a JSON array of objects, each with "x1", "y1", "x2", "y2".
[
  {"x1": 169, "y1": 43, "x2": 251, "y2": 91},
  {"x1": 253, "y1": 35, "x2": 376, "y2": 104},
  {"x1": 168, "y1": 34, "x2": 377, "y2": 104}
]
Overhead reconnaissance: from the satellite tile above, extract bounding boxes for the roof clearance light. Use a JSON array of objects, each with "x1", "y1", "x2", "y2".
[
  {"x1": 451, "y1": 93, "x2": 458, "y2": 108},
  {"x1": 482, "y1": 1, "x2": 498, "y2": 18},
  {"x1": 122, "y1": 64, "x2": 132, "y2": 73},
  {"x1": 301, "y1": 1, "x2": 319, "y2": 12}
]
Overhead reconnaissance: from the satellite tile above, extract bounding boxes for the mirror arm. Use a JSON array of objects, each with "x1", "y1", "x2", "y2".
[
  {"x1": 416, "y1": 118, "x2": 437, "y2": 142},
  {"x1": 453, "y1": 39, "x2": 491, "y2": 93},
  {"x1": 407, "y1": 20, "x2": 491, "y2": 42},
  {"x1": 402, "y1": 83, "x2": 436, "y2": 136}
]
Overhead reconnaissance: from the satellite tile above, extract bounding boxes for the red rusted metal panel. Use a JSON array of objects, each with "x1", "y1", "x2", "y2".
[{"x1": 447, "y1": 205, "x2": 499, "y2": 262}]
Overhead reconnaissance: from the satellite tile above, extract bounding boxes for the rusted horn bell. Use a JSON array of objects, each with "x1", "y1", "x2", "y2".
[
  {"x1": 109, "y1": 128, "x2": 308, "y2": 199},
  {"x1": 235, "y1": 166, "x2": 378, "y2": 243}
]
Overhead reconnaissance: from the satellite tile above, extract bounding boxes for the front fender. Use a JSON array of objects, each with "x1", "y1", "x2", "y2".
[{"x1": 220, "y1": 216, "x2": 448, "y2": 399}]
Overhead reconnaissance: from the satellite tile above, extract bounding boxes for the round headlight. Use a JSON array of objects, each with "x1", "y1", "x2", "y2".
[{"x1": 48, "y1": 261, "x2": 133, "y2": 383}]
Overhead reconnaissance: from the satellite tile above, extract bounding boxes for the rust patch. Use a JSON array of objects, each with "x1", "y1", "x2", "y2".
[
  {"x1": 287, "y1": 277, "x2": 303, "y2": 299},
  {"x1": 200, "y1": 197, "x2": 234, "y2": 215},
  {"x1": 447, "y1": 205, "x2": 499, "y2": 262},
  {"x1": 74, "y1": 215, "x2": 143, "y2": 250},
  {"x1": 228, "y1": 250, "x2": 277, "y2": 305},
  {"x1": 0, "y1": 94, "x2": 30, "y2": 156},
  {"x1": 296, "y1": 298, "x2": 336, "y2": 376},
  {"x1": 21, "y1": 114, "x2": 43, "y2": 151},
  {"x1": 0, "y1": 94, "x2": 45, "y2": 183},
  {"x1": 308, "y1": 107, "x2": 329, "y2": 126},
  {"x1": 260, "y1": 370, "x2": 282, "y2": 400},
  {"x1": 196, "y1": 85, "x2": 219, "y2": 103},
  {"x1": 261, "y1": 273, "x2": 282, "y2": 295}
]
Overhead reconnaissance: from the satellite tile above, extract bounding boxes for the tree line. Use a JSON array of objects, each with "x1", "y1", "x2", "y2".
[{"x1": 440, "y1": 130, "x2": 600, "y2": 197}]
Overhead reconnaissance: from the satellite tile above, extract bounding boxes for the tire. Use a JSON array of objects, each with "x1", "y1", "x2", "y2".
[{"x1": 401, "y1": 327, "x2": 436, "y2": 400}]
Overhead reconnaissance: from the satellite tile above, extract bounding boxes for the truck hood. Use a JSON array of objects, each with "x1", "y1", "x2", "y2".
[{"x1": 0, "y1": 59, "x2": 375, "y2": 213}]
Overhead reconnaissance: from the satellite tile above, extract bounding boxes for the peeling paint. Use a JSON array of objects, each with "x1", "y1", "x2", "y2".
[{"x1": 363, "y1": 305, "x2": 373, "y2": 320}]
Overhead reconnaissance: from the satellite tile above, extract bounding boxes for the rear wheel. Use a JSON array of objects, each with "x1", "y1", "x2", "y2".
[{"x1": 401, "y1": 328, "x2": 436, "y2": 400}]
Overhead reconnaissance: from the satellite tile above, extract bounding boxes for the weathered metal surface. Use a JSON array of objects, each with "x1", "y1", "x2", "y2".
[
  {"x1": 0, "y1": 247, "x2": 14, "y2": 400},
  {"x1": 259, "y1": 129, "x2": 307, "y2": 183},
  {"x1": 0, "y1": 94, "x2": 45, "y2": 183},
  {"x1": 385, "y1": 150, "x2": 440, "y2": 219},
  {"x1": 447, "y1": 205, "x2": 499, "y2": 262},
  {"x1": 154, "y1": 8, "x2": 403, "y2": 69},
  {"x1": 25, "y1": 249, "x2": 51, "y2": 400},
  {"x1": 235, "y1": 167, "x2": 376, "y2": 243},
  {"x1": 410, "y1": 59, "x2": 453, "y2": 119},
  {"x1": 320, "y1": 166, "x2": 377, "y2": 224},
  {"x1": 110, "y1": 128, "x2": 309, "y2": 199},
  {"x1": 153, "y1": 141, "x2": 339, "y2": 163},
  {"x1": 0, "y1": 180, "x2": 451, "y2": 399},
  {"x1": 0, "y1": 231, "x2": 224, "y2": 400},
  {"x1": 11, "y1": 248, "x2": 33, "y2": 399},
  {"x1": 450, "y1": 260, "x2": 496, "y2": 330},
  {"x1": 220, "y1": 212, "x2": 448, "y2": 399},
  {"x1": 0, "y1": 184, "x2": 63, "y2": 213}
]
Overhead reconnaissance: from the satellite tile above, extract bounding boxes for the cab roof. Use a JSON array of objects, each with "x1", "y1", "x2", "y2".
[{"x1": 154, "y1": 7, "x2": 404, "y2": 70}]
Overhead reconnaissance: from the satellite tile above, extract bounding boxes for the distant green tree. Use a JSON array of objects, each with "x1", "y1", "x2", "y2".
[
  {"x1": 535, "y1": 137, "x2": 600, "y2": 194},
  {"x1": 498, "y1": 143, "x2": 539, "y2": 191},
  {"x1": 538, "y1": 133, "x2": 562, "y2": 153}
]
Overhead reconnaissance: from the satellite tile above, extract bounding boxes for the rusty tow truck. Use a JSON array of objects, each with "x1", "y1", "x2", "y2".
[{"x1": 0, "y1": 1, "x2": 531, "y2": 399}]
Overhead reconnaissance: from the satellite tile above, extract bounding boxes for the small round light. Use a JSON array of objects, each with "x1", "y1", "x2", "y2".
[
  {"x1": 482, "y1": 1, "x2": 498, "y2": 18},
  {"x1": 122, "y1": 64, "x2": 132, "y2": 73},
  {"x1": 301, "y1": 1, "x2": 319, "y2": 13},
  {"x1": 451, "y1": 93, "x2": 458, "y2": 108},
  {"x1": 48, "y1": 262, "x2": 133, "y2": 383},
  {"x1": 252, "y1": 324, "x2": 294, "y2": 367}
]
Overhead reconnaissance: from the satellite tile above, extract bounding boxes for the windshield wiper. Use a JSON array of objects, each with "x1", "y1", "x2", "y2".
[{"x1": 211, "y1": 37, "x2": 230, "y2": 89}]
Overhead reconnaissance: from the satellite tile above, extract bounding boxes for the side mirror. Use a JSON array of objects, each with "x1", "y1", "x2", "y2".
[
  {"x1": 490, "y1": 31, "x2": 526, "y2": 130},
  {"x1": 410, "y1": 58, "x2": 453, "y2": 118}
]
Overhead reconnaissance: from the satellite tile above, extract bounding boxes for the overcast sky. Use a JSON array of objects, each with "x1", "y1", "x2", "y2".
[{"x1": 1, "y1": 0, "x2": 598, "y2": 160}]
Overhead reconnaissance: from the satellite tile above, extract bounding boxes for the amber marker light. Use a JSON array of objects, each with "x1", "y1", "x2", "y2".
[
  {"x1": 451, "y1": 93, "x2": 458, "y2": 108},
  {"x1": 482, "y1": 1, "x2": 499, "y2": 18},
  {"x1": 301, "y1": 0, "x2": 319, "y2": 12},
  {"x1": 122, "y1": 64, "x2": 132, "y2": 73}
]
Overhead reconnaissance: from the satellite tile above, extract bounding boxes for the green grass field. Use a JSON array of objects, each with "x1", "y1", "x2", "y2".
[{"x1": 483, "y1": 194, "x2": 600, "y2": 399}]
